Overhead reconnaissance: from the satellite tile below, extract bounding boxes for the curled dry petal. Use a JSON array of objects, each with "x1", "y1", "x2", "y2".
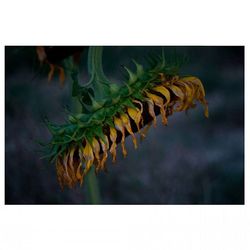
[
  {"x1": 92, "y1": 137, "x2": 101, "y2": 169},
  {"x1": 100, "y1": 135, "x2": 109, "y2": 170},
  {"x1": 120, "y1": 113, "x2": 138, "y2": 149},
  {"x1": 109, "y1": 127, "x2": 117, "y2": 162},
  {"x1": 140, "y1": 121, "x2": 152, "y2": 141},
  {"x1": 82, "y1": 140, "x2": 94, "y2": 175},
  {"x1": 127, "y1": 107, "x2": 142, "y2": 131},
  {"x1": 152, "y1": 85, "x2": 171, "y2": 105},
  {"x1": 114, "y1": 117, "x2": 127, "y2": 157},
  {"x1": 146, "y1": 98, "x2": 157, "y2": 127},
  {"x1": 56, "y1": 157, "x2": 65, "y2": 190},
  {"x1": 168, "y1": 84, "x2": 185, "y2": 100},
  {"x1": 146, "y1": 92, "x2": 167, "y2": 125}
]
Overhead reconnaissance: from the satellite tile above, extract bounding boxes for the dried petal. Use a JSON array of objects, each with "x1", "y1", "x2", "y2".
[
  {"x1": 109, "y1": 127, "x2": 117, "y2": 162},
  {"x1": 92, "y1": 137, "x2": 101, "y2": 169},
  {"x1": 114, "y1": 117, "x2": 127, "y2": 157},
  {"x1": 133, "y1": 100, "x2": 144, "y2": 126},
  {"x1": 77, "y1": 148, "x2": 84, "y2": 185},
  {"x1": 120, "y1": 113, "x2": 138, "y2": 149},
  {"x1": 82, "y1": 140, "x2": 94, "y2": 174},
  {"x1": 146, "y1": 98, "x2": 157, "y2": 127},
  {"x1": 127, "y1": 107, "x2": 142, "y2": 131},
  {"x1": 100, "y1": 135, "x2": 109, "y2": 170},
  {"x1": 140, "y1": 121, "x2": 152, "y2": 141},
  {"x1": 63, "y1": 151, "x2": 70, "y2": 179},
  {"x1": 168, "y1": 85, "x2": 185, "y2": 100},
  {"x1": 68, "y1": 146, "x2": 77, "y2": 185},
  {"x1": 56, "y1": 157, "x2": 65, "y2": 190},
  {"x1": 173, "y1": 80, "x2": 194, "y2": 111},
  {"x1": 177, "y1": 77, "x2": 209, "y2": 117},
  {"x1": 146, "y1": 92, "x2": 167, "y2": 125},
  {"x1": 152, "y1": 85, "x2": 171, "y2": 105}
]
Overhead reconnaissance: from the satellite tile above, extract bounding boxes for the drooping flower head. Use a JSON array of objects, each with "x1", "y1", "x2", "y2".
[{"x1": 42, "y1": 48, "x2": 209, "y2": 189}]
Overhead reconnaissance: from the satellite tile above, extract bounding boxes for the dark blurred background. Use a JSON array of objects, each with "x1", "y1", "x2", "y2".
[{"x1": 5, "y1": 46, "x2": 244, "y2": 204}]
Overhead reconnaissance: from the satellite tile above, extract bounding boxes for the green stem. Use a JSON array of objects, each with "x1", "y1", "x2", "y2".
[
  {"x1": 87, "y1": 46, "x2": 110, "y2": 99},
  {"x1": 85, "y1": 46, "x2": 103, "y2": 204},
  {"x1": 72, "y1": 89, "x2": 101, "y2": 204},
  {"x1": 85, "y1": 167, "x2": 101, "y2": 204},
  {"x1": 70, "y1": 54, "x2": 102, "y2": 204}
]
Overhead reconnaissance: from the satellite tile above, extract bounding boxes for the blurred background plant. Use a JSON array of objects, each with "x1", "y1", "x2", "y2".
[{"x1": 5, "y1": 46, "x2": 244, "y2": 204}]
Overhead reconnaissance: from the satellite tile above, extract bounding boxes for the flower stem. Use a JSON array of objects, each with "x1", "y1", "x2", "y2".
[
  {"x1": 72, "y1": 92, "x2": 101, "y2": 203},
  {"x1": 72, "y1": 93, "x2": 102, "y2": 204},
  {"x1": 85, "y1": 167, "x2": 101, "y2": 204},
  {"x1": 87, "y1": 46, "x2": 110, "y2": 99}
]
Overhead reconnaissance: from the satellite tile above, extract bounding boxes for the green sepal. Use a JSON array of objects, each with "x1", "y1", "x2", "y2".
[
  {"x1": 89, "y1": 95, "x2": 105, "y2": 111},
  {"x1": 124, "y1": 66, "x2": 137, "y2": 84},
  {"x1": 109, "y1": 83, "x2": 120, "y2": 94},
  {"x1": 75, "y1": 113, "x2": 92, "y2": 123},
  {"x1": 121, "y1": 98, "x2": 135, "y2": 108},
  {"x1": 68, "y1": 115, "x2": 77, "y2": 123},
  {"x1": 132, "y1": 91, "x2": 144, "y2": 100},
  {"x1": 132, "y1": 60, "x2": 144, "y2": 78},
  {"x1": 89, "y1": 109, "x2": 106, "y2": 124}
]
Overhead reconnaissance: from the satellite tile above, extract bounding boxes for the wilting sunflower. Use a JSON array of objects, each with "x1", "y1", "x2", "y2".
[
  {"x1": 42, "y1": 47, "x2": 209, "y2": 189},
  {"x1": 36, "y1": 46, "x2": 85, "y2": 85}
]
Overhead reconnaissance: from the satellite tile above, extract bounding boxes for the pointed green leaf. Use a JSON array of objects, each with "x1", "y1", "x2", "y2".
[
  {"x1": 132, "y1": 60, "x2": 144, "y2": 78},
  {"x1": 124, "y1": 66, "x2": 137, "y2": 84}
]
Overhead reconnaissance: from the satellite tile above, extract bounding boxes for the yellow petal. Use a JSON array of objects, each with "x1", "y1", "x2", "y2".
[
  {"x1": 146, "y1": 92, "x2": 167, "y2": 125},
  {"x1": 62, "y1": 151, "x2": 74, "y2": 188},
  {"x1": 182, "y1": 76, "x2": 205, "y2": 97},
  {"x1": 100, "y1": 135, "x2": 109, "y2": 170},
  {"x1": 173, "y1": 81, "x2": 194, "y2": 111},
  {"x1": 63, "y1": 151, "x2": 70, "y2": 179},
  {"x1": 133, "y1": 100, "x2": 143, "y2": 112},
  {"x1": 133, "y1": 100, "x2": 144, "y2": 126},
  {"x1": 146, "y1": 98, "x2": 157, "y2": 127},
  {"x1": 179, "y1": 77, "x2": 209, "y2": 117},
  {"x1": 82, "y1": 140, "x2": 94, "y2": 174},
  {"x1": 120, "y1": 113, "x2": 138, "y2": 149},
  {"x1": 114, "y1": 117, "x2": 127, "y2": 157},
  {"x1": 187, "y1": 78, "x2": 209, "y2": 118},
  {"x1": 121, "y1": 143, "x2": 127, "y2": 157},
  {"x1": 76, "y1": 162, "x2": 84, "y2": 185},
  {"x1": 69, "y1": 147, "x2": 75, "y2": 168},
  {"x1": 203, "y1": 102, "x2": 209, "y2": 118},
  {"x1": 114, "y1": 117, "x2": 124, "y2": 133},
  {"x1": 140, "y1": 121, "x2": 152, "y2": 141},
  {"x1": 109, "y1": 127, "x2": 117, "y2": 162},
  {"x1": 127, "y1": 107, "x2": 142, "y2": 132},
  {"x1": 168, "y1": 85, "x2": 185, "y2": 100},
  {"x1": 67, "y1": 146, "x2": 79, "y2": 185},
  {"x1": 152, "y1": 85, "x2": 171, "y2": 105},
  {"x1": 92, "y1": 137, "x2": 101, "y2": 169}
]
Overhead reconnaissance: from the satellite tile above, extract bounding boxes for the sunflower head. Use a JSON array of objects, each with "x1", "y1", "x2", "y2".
[{"x1": 42, "y1": 53, "x2": 209, "y2": 189}]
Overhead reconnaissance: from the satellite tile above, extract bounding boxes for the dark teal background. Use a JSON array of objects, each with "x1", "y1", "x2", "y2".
[{"x1": 5, "y1": 46, "x2": 244, "y2": 204}]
